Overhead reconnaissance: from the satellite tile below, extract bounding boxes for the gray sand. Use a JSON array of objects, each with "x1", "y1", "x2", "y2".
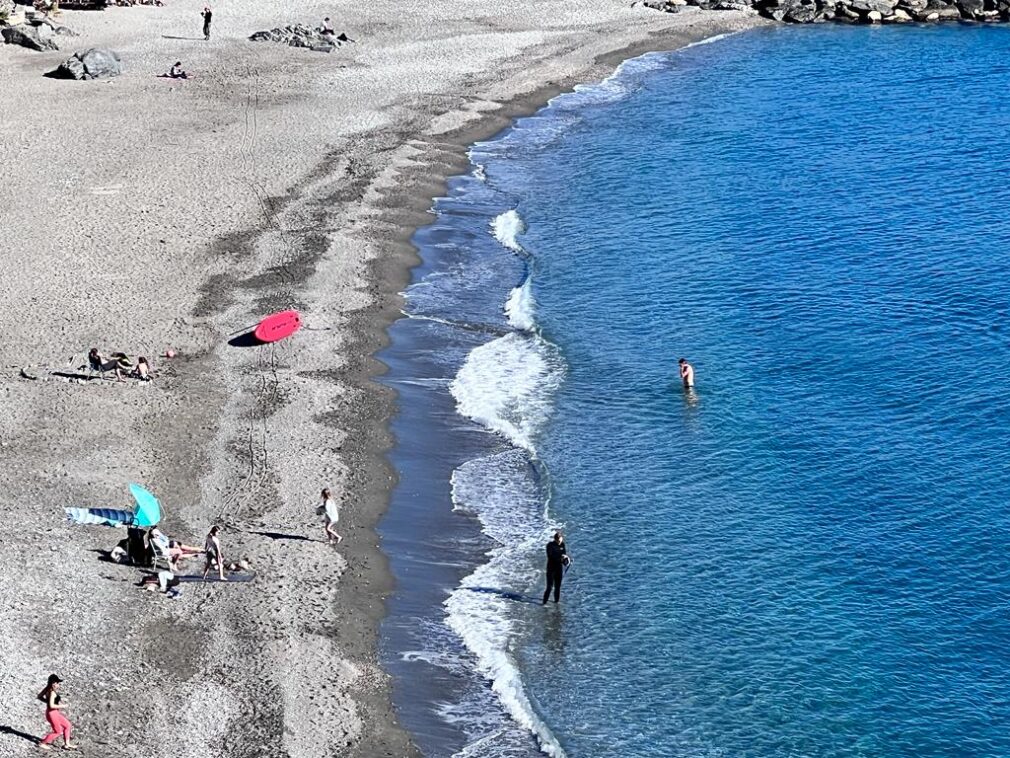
[{"x1": 0, "y1": 1, "x2": 764, "y2": 755}]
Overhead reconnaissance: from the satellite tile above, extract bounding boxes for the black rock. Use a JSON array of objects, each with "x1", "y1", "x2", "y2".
[
  {"x1": 785, "y1": 1, "x2": 820, "y2": 20},
  {"x1": 955, "y1": 0, "x2": 985, "y2": 16},
  {"x1": 53, "y1": 48, "x2": 122, "y2": 79},
  {"x1": 2, "y1": 23, "x2": 58, "y2": 51},
  {"x1": 249, "y1": 24, "x2": 337, "y2": 53}
]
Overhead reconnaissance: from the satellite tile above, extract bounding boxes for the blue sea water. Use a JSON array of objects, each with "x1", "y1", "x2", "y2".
[{"x1": 380, "y1": 24, "x2": 1010, "y2": 758}]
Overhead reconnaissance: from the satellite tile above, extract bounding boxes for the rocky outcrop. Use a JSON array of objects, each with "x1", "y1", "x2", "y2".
[
  {"x1": 52, "y1": 48, "x2": 122, "y2": 79},
  {"x1": 643, "y1": 0, "x2": 687, "y2": 10},
  {"x1": 2, "y1": 23, "x2": 58, "y2": 51},
  {"x1": 644, "y1": 0, "x2": 1010, "y2": 22},
  {"x1": 37, "y1": 17, "x2": 80, "y2": 36},
  {"x1": 249, "y1": 24, "x2": 337, "y2": 53}
]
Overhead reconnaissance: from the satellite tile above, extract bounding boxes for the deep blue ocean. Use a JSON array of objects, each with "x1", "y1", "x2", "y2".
[{"x1": 380, "y1": 24, "x2": 1010, "y2": 758}]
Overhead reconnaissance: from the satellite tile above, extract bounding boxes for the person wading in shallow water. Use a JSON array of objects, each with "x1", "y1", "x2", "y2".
[
  {"x1": 542, "y1": 531, "x2": 570, "y2": 605},
  {"x1": 38, "y1": 674, "x2": 76, "y2": 751},
  {"x1": 678, "y1": 357, "x2": 695, "y2": 389}
]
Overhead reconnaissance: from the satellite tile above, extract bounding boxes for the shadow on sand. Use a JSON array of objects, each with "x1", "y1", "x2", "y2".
[
  {"x1": 250, "y1": 530, "x2": 313, "y2": 542},
  {"x1": 50, "y1": 370, "x2": 100, "y2": 381},
  {"x1": 228, "y1": 331, "x2": 266, "y2": 348},
  {"x1": 0, "y1": 725, "x2": 39, "y2": 745},
  {"x1": 466, "y1": 586, "x2": 542, "y2": 605}
]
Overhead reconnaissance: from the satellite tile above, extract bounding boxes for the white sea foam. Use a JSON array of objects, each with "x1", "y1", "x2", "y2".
[
  {"x1": 437, "y1": 29, "x2": 745, "y2": 758},
  {"x1": 446, "y1": 452, "x2": 565, "y2": 758},
  {"x1": 491, "y1": 209, "x2": 527, "y2": 255},
  {"x1": 449, "y1": 332, "x2": 562, "y2": 452},
  {"x1": 440, "y1": 204, "x2": 568, "y2": 756},
  {"x1": 681, "y1": 30, "x2": 738, "y2": 49},
  {"x1": 504, "y1": 279, "x2": 536, "y2": 331}
]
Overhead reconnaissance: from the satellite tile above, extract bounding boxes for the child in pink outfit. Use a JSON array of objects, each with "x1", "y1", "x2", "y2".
[{"x1": 38, "y1": 674, "x2": 76, "y2": 750}]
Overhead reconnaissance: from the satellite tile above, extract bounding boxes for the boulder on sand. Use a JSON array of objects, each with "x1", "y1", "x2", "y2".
[
  {"x1": 249, "y1": 24, "x2": 337, "y2": 53},
  {"x1": 52, "y1": 47, "x2": 122, "y2": 80},
  {"x1": 37, "y1": 17, "x2": 80, "y2": 36},
  {"x1": 2, "y1": 23, "x2": 59, "y2": 51}
]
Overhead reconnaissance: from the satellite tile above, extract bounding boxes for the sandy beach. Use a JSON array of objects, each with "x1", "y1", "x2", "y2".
[{"x1": 0, "y1": 1, "x2": 764, "y2": 755}]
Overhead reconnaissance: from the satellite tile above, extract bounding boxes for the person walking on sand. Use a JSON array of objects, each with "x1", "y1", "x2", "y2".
[
  {"x1": 202, "y1": 525, "x2": 226, "y2": 581},
  {"x1": 201, "y1": 6, "x2": 212, "y2": 40},
  {"x1": 542, "y1": 531, "x2": 570, "y2": 605},
  {"x1": 319, "y1": 487, "x2": 342, "y2": 544},
  {"x1": 678, "y1": 357, "x2": 695, "y2": 389},
  {"x1": 38, "y1": 674, "x2": 76, "y2": 751}
]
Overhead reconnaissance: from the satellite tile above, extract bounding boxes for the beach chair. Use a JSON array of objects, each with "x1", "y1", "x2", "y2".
[{"x1": 149, "y1": 534, "x2": 173, "y2": 572}]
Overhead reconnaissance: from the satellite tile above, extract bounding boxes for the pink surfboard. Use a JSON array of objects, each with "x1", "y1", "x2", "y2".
[{"x1": 254, "y1": 310, "x2": 302, "y2": 343}]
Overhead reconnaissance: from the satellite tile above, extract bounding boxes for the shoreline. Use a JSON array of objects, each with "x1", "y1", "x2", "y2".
[
  {"x1": 0, "y1": 4, "x2": 766, "y2": 756},
  {"x1": 365, "y1": 18, "x2": 771, "y2": 757}
]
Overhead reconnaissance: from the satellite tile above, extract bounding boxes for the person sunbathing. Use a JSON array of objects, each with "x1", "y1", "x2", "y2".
[
  {"x1": 88, "y1": 348, "x2": 131, "y2": 382},
  {"x1": 319, "y1": 18, "x2": 354, "y2": 43},
  {"x1": 149, "y1": 528, "x2": 200, "y2": 562},
  {"x1": 169, "y1": 62, "x2": 187, "y2": 79},
  {"x1": 167, "y1": 540, "x2": 202, "y2": 563}
]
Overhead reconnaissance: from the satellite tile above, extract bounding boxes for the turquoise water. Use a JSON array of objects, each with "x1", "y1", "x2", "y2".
[{"x1": 382, "y1": 24, "x2": 1010, "y2": 758}]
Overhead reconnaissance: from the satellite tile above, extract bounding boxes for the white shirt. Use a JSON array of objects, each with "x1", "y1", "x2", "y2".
[{"x1": 323, "y1": 497, "x2": 340, "y2": 522}]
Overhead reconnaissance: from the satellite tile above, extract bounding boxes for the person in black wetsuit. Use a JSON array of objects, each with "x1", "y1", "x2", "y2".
[{"x1": 542, "y1": 531, "x2": 570, "y2": 605}]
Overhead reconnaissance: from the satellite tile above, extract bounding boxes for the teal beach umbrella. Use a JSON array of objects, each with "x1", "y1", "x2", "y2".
[{"x1": 129, "y1": 483, "x2": 162, "y2": 527}]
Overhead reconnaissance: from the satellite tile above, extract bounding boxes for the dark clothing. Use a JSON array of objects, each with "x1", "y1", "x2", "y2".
[
  {"x1": 543, "y1": 565, "x2": 563, "y2": 604},
  {"x1": 546, "y1": 540, "x2": 567, "y2": 569},
  {"x1": 126, "y1": 527, "x2": 152, "y2": 565},
  {"x1": 202, "y1": 10, "x2": 212, "y2": 39},
  {"x1": 542, "y1": 540, "x2": 568, "y2": 604}
]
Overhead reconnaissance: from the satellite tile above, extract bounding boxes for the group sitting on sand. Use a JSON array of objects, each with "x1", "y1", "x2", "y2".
[{"x1": 87, "y1": 348, "x2": 152, "y2": 382}]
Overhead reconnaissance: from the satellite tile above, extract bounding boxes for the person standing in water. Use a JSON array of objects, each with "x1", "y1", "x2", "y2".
[
  {"x1": 319, "y1": 487, "x2": 343, "y2": 544},
  {"x1": 38, "y1": 674, "x2": 75, "y2": 751},
  {"x1": 542, "y1": 531, "x2": 570, "y2": 605},
  {"x1": 201, "y1": 6, "x2": 212, "y2": 40},
  {"x1": 678, "y1": 357, "x2": 695, "y2": 389},
  {"x1": 202, "y1": 525, "x2": 226, "y2": 581}
]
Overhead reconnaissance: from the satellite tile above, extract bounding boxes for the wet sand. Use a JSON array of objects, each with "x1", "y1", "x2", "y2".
[{"x1": 0, "y1": 1, "x2": 764, "y2": 755}]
